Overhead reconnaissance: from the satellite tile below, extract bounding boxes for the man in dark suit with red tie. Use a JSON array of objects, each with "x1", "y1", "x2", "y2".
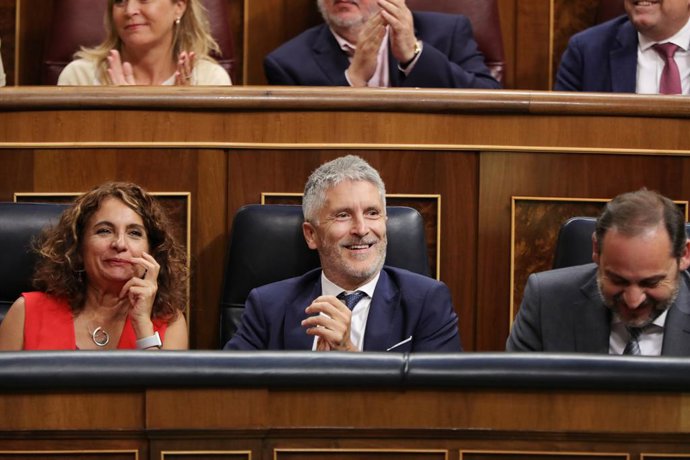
[
  {"x1": 225, "y1": 155, "x2": 462, "y2": 352},
  {"x1": 555, "y1": 0, "x2": 690, "y2": 93},
  {"x1": 264, "y1": 0, "x2": 500, "y2": 89}
]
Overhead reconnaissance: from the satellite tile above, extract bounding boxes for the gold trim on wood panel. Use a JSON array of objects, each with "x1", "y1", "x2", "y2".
[
  {"x1": 261, "y1": 192, "x2": 442, "y2": 280},
  {"x1": 0, "y1": 450, "x2": 139, "y2": 459},
  {"x1": 642, "y1": 455, "x2": 690, "y2": 459},
  {"x1": 274, "y1": 449, "x2": 448, "y2": 460},
  {"x1": 509, "y1": 196, "x2": 689, "y2": 327},
  {"x1": 13, "y1": 192, "x2": 193, "y2": 328},
  {"x1": 460, "y1": 449, "x2": 629, "y2": 460},
  {"x1": 161, "y1": 450, "x2": 251, "y2": 459},
  {"x1": 3, "y1": 142, "x2": 690, "y2": 157}
]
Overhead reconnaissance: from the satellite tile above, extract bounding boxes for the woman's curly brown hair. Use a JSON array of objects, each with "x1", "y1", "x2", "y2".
[{"x1": 32, "y1": 182, "x2": 188, "y2": 320}]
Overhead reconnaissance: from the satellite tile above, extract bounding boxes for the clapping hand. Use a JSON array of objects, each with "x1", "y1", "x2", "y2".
[
  {"x1": 107, "y1": 50, "x2": 136, "y2": 85},
  {"x1": 174, "y1": 51, "x2": 196, "y2": 86},
  {"x1": 347, "y1": 12, "x2": 387, "y2": 87},
  {"x1": 377, "y1": 0, "x2": 418, "y2": 65}
]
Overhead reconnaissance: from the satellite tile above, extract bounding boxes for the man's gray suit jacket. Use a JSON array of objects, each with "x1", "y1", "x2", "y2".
[{"x1": 506, "y1": 263, "x2": 690, "y2": 355}]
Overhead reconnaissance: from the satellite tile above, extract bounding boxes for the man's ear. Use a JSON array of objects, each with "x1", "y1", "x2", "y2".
[
  {"x1": 680, "y1": 240, "x2": 690, "y2": 271},
  {"x1": 591, "y1": 232, "x2": 600, "y2": 265},
  {"x1": 303, "y1": 221, "x2": 319, "y2": 250}
]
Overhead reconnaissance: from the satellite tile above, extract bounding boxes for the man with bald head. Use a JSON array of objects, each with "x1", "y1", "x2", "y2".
[
  {"x1": 556, "y1": 0, "x2": 690, "y2": 93},
  {"x1": 508, "y1": 189, "x2": 690, "y2": 356},
  {"x1": 264, "y1": 0, "x2": 500, "y2": 89}
]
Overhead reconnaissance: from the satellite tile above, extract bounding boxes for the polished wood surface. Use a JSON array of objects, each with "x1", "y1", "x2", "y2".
[
  {"x1": 2, "y1": 384, "x2": 690, "y2": 458},
  {"x1": 0, "y1": 88, "x2": 689, "y2": 350}
]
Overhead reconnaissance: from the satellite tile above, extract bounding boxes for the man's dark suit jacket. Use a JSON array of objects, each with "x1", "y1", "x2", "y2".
[
  {"x1": 224, "y1": 266, "x2": 462, "y2": 352},
  {"x1": 506, "y1": 263, "x2": 690, "y2": 355},
  {"x1": 555, "y1": 15, "x2": 638, "y2": 92},
  {"x1": 264, "y1": 11, "x2": 500, "y2": 89}
]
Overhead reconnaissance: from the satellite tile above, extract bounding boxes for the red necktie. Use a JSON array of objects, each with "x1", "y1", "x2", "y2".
[{"x1": 653, "y1": 43, "x2": 682, "y2": 95}]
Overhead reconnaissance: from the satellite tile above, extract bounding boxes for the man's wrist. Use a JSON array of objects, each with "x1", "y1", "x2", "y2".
[
  {"x1": 346, "y1": 68, "x2": 367, "y2": 87},
  {"x1": 400, "y1": 40, "x2": 422, "y2": 70}
]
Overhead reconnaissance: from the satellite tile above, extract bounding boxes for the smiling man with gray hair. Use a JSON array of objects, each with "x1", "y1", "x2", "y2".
[{"x1": 226, "y1": 155, "x2": 462, "y2": 352}]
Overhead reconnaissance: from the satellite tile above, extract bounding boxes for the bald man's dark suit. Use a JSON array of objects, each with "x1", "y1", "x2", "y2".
[{"x1": 264, "y1": 11, "x2": 500, "y2": 89}]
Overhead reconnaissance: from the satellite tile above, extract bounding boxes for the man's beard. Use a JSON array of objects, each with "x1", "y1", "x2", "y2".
[
  {"x1": 596, "y1": 275, "x2": 679, "y2": 328},
  {"x1": 317, "y1": 0, "x2": 375, "y2": 29}
]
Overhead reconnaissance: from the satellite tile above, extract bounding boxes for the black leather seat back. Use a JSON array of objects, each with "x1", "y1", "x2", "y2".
[
  {"x1": 553, "y1": 216, "x2": 690, "y2": 269},
  {"x1": 552, "y1": 217, "x2": 597, "y2": 269},
  {"x1": 219, "y1": 204, "x2": 430, "y2": 346},
  {"x1": 0, "y1": 202, "x2": 69, "y2": 323}
]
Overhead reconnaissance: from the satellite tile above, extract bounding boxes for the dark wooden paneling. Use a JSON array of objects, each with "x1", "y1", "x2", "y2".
[
  {"x1": 461, "y1": 454, "x2": 626, "y2": 460},
  {"x1": 515, "y1": 0, "x2": 551, "y2": 90},
  {"x1": 275, "y1": 451, "x2": 447, "y2": 460},
  {"x1": 243, "y1": 0, "x2": 320, "y2": 85},
  {"x1": 161, "y1": 453, "x2": 250, "y2": 460},
  {"x1": 228, "y1": 0, "x2": 244, "y2": 85},
  {"x1": 16, "y1": 0, "x2": 53, "y2": 85},
  {"x1": 3, "y1": 381, "x2": 690, "y2": 457},
  {"x1": 0, "y1": 453, "x2": 137, "y2": 460},
  {"x1": 0, "y1": 150, "x2": 33, "y2": 199},
  {"x1": 497, "y1": 0, "x2": 516, "y2": 89},
  {"x1": 0, "y1": 391, "x2": 143, "y2": 430}
]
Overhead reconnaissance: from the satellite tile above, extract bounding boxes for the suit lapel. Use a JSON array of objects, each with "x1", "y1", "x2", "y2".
[
  {"x1": 312, "y1": 25, "x2": 352, "y2": 85},
  {"x1": 610, "y1": 21, "x2": 639, "y2": 93},
  {"x1": 362, "y1": 270, "x2": 400, "y2": 351},
  {"x1": 661, "y1": 271, "x2": 690, "y2": 356},
  {"x1": 284, "y1": 275, "x2": 322, "y2": 350},
  {"x1": 574, "y1": 271, "x2": 611, "y2": 353}
]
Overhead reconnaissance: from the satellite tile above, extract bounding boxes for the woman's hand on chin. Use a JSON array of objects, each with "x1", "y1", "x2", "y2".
[{"x1": 119, "y1": 251, "x2": 159, "y2": 326}]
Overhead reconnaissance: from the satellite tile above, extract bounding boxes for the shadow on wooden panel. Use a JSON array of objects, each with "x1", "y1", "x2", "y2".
[
  {"x1": 161, "y1": 451, "x2": 251, "y2": 460},
  {"x1": 460, "y1": 451, "x2": 627, "y2": 460},
  {"x1": 262, "y1": 192, "x2": 441, "y2": 279},
  {"x1": 0, "y1": 451, "x2": 138, "y2": 460},
  {"x1": 276, "y1": 449, "x2": 448, "y2": 460}
]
